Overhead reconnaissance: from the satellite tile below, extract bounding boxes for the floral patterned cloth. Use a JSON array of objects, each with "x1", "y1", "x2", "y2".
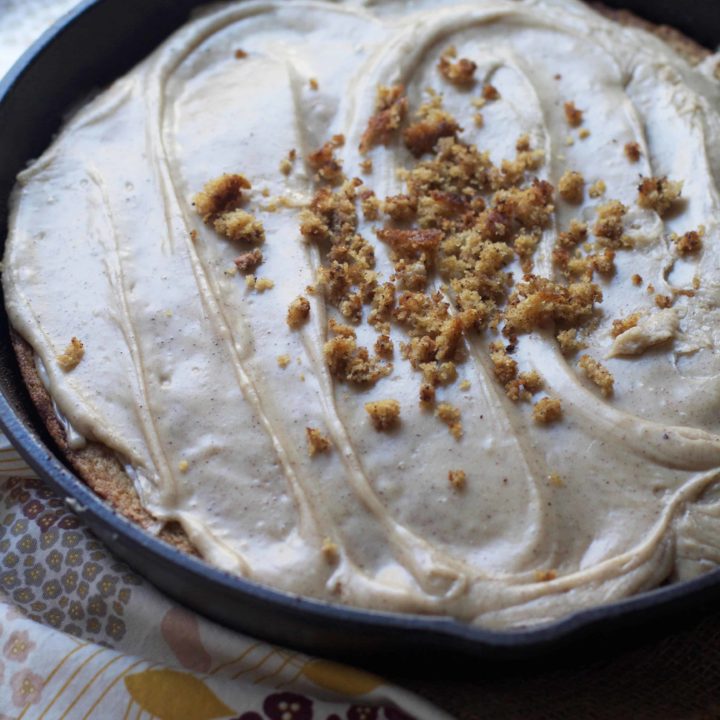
[{"x1": 0, "y1": 436, "x2": 451, "y2": 719}]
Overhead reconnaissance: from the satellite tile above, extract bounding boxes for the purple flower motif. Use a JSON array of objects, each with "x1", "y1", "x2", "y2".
[
  {"x1": 348, "y1": 706, "x2": 378, "y2": 720},
  {"x1": 11, "y1": 668, "x2": 43, "y2": 707},
  {"x1": 263, "y1": 692, "x2": 313, "y2": 720},
  {"x1": 3, "y1": 630, "x2": 35, "y2": 662}
]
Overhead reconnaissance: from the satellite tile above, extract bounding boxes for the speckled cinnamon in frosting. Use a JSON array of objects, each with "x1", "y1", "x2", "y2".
[{"x1": 5, "y1": 0, "x2": 720, "y2": 629}]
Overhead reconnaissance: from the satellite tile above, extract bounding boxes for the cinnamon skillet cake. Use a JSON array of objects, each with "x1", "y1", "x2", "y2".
[{"x1": 5, "y1": 0, "x2": 720, "y2": 628}]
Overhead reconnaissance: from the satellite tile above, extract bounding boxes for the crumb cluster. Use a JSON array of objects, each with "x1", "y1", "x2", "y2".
[{"x1": 57, "y1": 337, "x2": 85, "y2": 371}]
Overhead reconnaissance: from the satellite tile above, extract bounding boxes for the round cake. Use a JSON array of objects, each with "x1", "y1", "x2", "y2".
[{"x1": 5, "y1": 0, "x2": 720, "y2": 628}]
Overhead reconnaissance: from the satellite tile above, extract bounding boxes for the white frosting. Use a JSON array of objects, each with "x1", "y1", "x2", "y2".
[{"x1": 5, "y1": 0, "x2": 720, "y2": 627}]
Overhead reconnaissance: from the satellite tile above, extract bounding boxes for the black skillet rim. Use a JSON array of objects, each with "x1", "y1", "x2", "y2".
[{"x1": 1, "y1": 0, "x2": 720, "y2": 665}]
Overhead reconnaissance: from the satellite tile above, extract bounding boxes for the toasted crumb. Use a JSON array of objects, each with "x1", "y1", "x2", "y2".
[
  {"x1": 57, "y1": 337, "x2": 84, "y2": 371},
  {"x1": 632, "y1": 273, "x2": 643, "y2": 286},
  {"x1": 564, "y1": 101, "x2": 583, "y2": 127},
  {"x1": 459, "y1": 379, "x2": 471, "y2": 391},
  {"x1": 309, "y1": 77, "x2": 319, "y2": 90},
  {"x1": 611, "y1": 312, "x2": 641, "y2": 337},
  {"x1": 359, "y1": 84, "x2": 408, "y2": 154},
  {"x1": 325, "y1": 333, "x2": 391, "y2": 386},
  {"x1": 436, "y1": 402, "x2": 463, "y2": 439},
  {"x1": 558, "y1": 170, "x2": 584, "y2": 203},
  {"x1": 194, "y1": 174, "x2": 251, "y2": 221},
  {"x1": 403, "y1": 99, "x2": 461, "y2": 157},
  {"x1": 178, "y1": 459, "x2": 189, "y2": 472},
  {"x1": 383, "y1": 194, "x2": 417, "y2": 221},
  {"x1": 419, "y1": 382, "x2": 436, "y2": 405},
  {"x1": 279, "y1": 149, "x2": 296, "y2": 175},
  {"x1": 557, "y1": 219, "x2": 588, "y2": 249},
  {"x1": 254, "y1": 278, "x2": 274, "y2": 292},
  {"x1": 360, "y1": 189, "x2": 381, "y2": 220},
  {"x1": 245, "y1": 274, "x2": 256, "y2": 289},
  {"x1": 234, "y1": 248, "x2": 263, "y2": 272},
  {"x1": 637, "y1": 176, "x2": 683, "y2": 216},
  {"x1": 588, "y1": 179, "x2": 606, "y2": 198},
  {"x1": 624, "y1": 142, "x2": 641, "y2": 162},
  {"x1": 374, "y1": 334, "x2": 394, "y2": 358},
  {"x1": 655, "y1": 294, "x2": 672, "y2": 309},
  {"x1": 490, "y1": 341, "x2": 517, "y2": 385},
  {"x1": 360, "y1": 158, "x2": 373, "y2": 173},
  {"x1": 308, "y1": 135, "x2": 345, "y2": 184},
  {"x1": 578, "y1": 128, "x2": 591, "y2": 140},
  {"x1": 482, "y1": 83, "x2": 500, "y2": 101},
  {"x1": 438, "y1": 51, "x2": 477, "y2": 86},
  {"x1": 306, "y1": 427, "x2": 331, "y2": 456},
  {"x1": 287, "y1": 296, "x2": 311, "y2": 329},
  {"x1": 214, "y1": 209, "x2": 265, "y2": 244},
  {"x1": 535, "y1": 569, "x2": 557, "y2": 582},
  {"x1": 578, "y1": 355, "x2": 614, "y2": 396},
  {"x1": 549, "y1": 473, "x2": 564, "y2": 488},
  {"x1": 277, "y1": 354, "x2": 291, "y2": 369},
  {"x1": 234, "y1": 49, "x2": 248, "y2": 59},
  {"x1": 674, "y1": 229, "x2": 703, "y2": 256},
  {"x1": 473, "y1": 112, "x2": 485, "y2": 128},
  {"x1": 448, "y1": 469, "x2": 467, "y2": 490},
  {"x1": 533, "y1": 397, "x2": 562, "y2": 424},
  {"x1": 321, "y1": 537, "x2": 339, "y2": 563},
  {"x1": 365, "y1": 399, "x2": 400, "y2": 431},
  {"x1": 555, "y1": 329, "x2": 584, "y2": 355},
  {"x1": 647, "y1": 283, "x2": 655, "y2": 294},
  {"x1": 593, "y1": 200, "x2": 627, "y2": 246}
]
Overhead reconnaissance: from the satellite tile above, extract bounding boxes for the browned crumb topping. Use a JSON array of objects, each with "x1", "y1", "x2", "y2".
[
  {"x1": 535, "y1": 569, "x2": 558, "y2": 582},
  {"x1": 588, "y1": 179, "x2": 606, "y2": 199},
  {"x1": 504, "y1": 275, "x2": 601, "y2": 335},
  {"x1": 637, "y1": 176, "x2": 683, "y2": 216},
  {"x1": 360, "y1": 158, "x2": 373, "y2": 173},
  {"x1": 473, "y1": 113, "x2": 484, "y2": 128},
  {"x1": 482, "y1": 84, "x2": 500, "y2": 101},
  {"x1": 360, "y1": 189, "x2": 381, "y2": 220},
  {"x1": 308, "y1": 135, "x2": 345, "y2": 184},
  {"x1": 403, "y1": 95, "x2": 461, "y2": 157},
  {"x1": 436, "y1": 402, "x2": 463, "y2": 439},
  {"x1": 194, "y1": 174, "x2": 251, "y2": 221},
  {"x1": 448, "y1": 469, "x2": 467, "y2": 490},
  {"x1": 214, "y1": 209, "x2": 265, "y2": 244},
  {"x1": 578, "y1": 354, "x2": 614, "y2": 396},
  {"x1": 359, "y1": 84, "x2": 408, "y2": 154},
  {"x1": 489, "y1": 341, "x2": 517, "y2": 385},
  {"x1": 253, "y1": 277, "x2": 274, "y2": 292},
  {"x1": 556, "y1": 328, "x2": 586, "y2": 355},
  {"x1": 673, "y1": 229, "x2": 703, "y2": 256},
  {"x1": 647, "y1": 283, "x2": 655, "y2": 294},
  {"x1": 57, "y1": 337, "x2": 84, "y2": 371},
  {"x1": 321, "y1": 537, "x2": 339, "y2": 563},
  {"x1": 558, "y1": 170, "x2": 584, "y2": 204},
  {"x1": 306, "y1": 427, "x2": 331, "y2": 456},
  {"x1": 419, "y1": 382, "x2": 436, "y2": 405},
  {"x1": 234, "y1": 49, "x2": 248, "y2": 59},
  {"x1": 374, "y1": 334, "x2": 394, "y2": 358},
  {"x1": 624, "y1": 142, "x2": 641, "y2": 162},
  {"x1": 533, "y1": 397, "x2": 562, "y2": 424},
  {"x1": 611, "y1": 312, "x2": 641, "y2": 337},
  {"x1": 234, "y1": 248, "x2": 263, "y2": 272},
  {"x1": 578, "y1": 128, "x2": 591, "y2": 140},
  {"x1": 438, "y1": 50, "x2": 477, "y2": 86},
  {"x1": 287, "y1": 296, "x2": 311, "y2": 329},
  {"x1": 556, "y1": 220, "x2": 588, "y2": 250},
  {"x1": 459, "y1": 379, "x2": 471, "y2": 391},
  {"x1": 383, "y1": 194, "x2": 417, "y2": 222},
  {"x1": 655, "y1": 293, "x2": 673, "y2": 309},
  {"x1": 564, "y1": 101, "x2": 583, "y2": 127},
  {"x1": 309, "y1": 78, "x2": 319, "y2": 91},
  {"x1": 277, "y1": 354, "x2": 291, "y2": 368},
  {"x1": 593, "y1": 200, "x2": 627, "y2": 247},
  {"x1": 279, "y1": 149, "x2": 296, "y2": 176},
  {"x1": 300, "y1": 181, "x2": 377, "y2": 324},
  {"x1": 364, "y1": 399, "x2": 400, "y2": 431},
  {"x1": 505, "y1": 370, "x2": 544, "y2": 402},
  {"x1": 631, "y1": 273, "x2": 643, "y2": 286},
  {"x1": 324, "y1": 333, "x2": 392, "y2": 386}
]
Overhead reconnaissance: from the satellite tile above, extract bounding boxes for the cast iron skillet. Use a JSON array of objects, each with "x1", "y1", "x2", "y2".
[{"x1": 0, "y1": 0, "x2": 719, "y2": 670}]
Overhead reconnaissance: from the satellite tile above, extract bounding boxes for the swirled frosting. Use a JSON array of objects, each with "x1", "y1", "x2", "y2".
[{"x1": 5, "y1": 0, "x2": 720, "y2": 627}]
